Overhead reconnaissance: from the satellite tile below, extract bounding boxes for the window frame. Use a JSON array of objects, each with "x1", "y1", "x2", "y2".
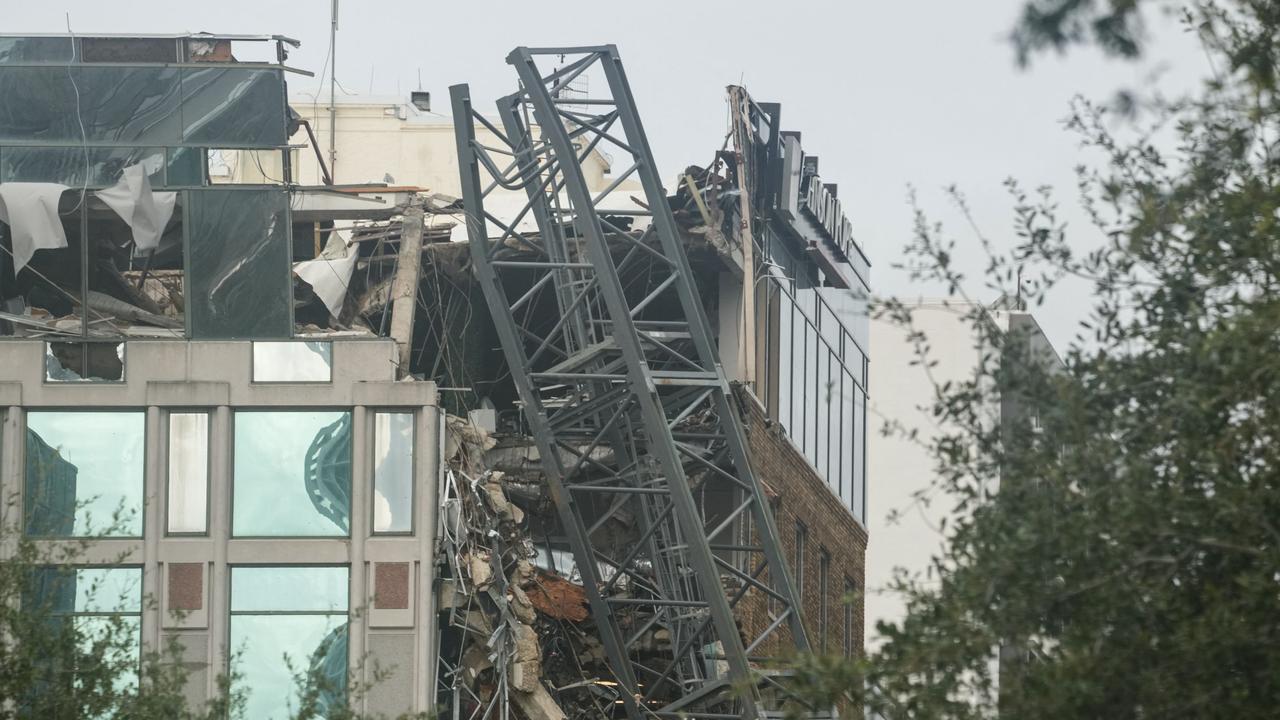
[
  {"x1": 23, "y1": 408, "x2": 148, "y2": 539},
  {"x1": 229, "y1": 408, "x2": 353, "y2": 539},
  {"x1": 226, "y1": 564, "x2": 351, "y2": 719}
]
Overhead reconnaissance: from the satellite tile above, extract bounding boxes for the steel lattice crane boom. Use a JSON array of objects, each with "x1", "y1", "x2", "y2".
[{"x1": 451, "y1": 46, "x2": 830, "y2": 719}]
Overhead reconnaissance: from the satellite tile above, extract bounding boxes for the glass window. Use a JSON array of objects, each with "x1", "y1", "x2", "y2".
[
  {"x1": 76, "y1": 66, "x2": 183, "y2": 145},
  {"x1": 185, "y1": 188, "x2": 292, "y2": 339},
  {"x1": 167, "y1": 413, "x2": 209, "y2": 534},
  {"x1": 180, "y1": 67, "x2": 287, "y2": 148},
  {"x1": 0, "y1": 37, "x2": 74, "y2": 63},
  {"x1": 0, "y1": 66, "x2": 183, "y2": 145},
  {"x1": 23, "y1": 566, "x2": 143, "y2": 700},
  {"x1": 165, "y1": 146, "x2": 206, "y2": 187},
  {"x1": 230, "y1": 566, "x2": 348, "y2": 720},
  {"x1": 25, "y1": 411, "x2": 145, "y2": 537},
  {"x1": 252, "y1": 342, "x2": 332, "y2": 382},
  {"x1": 233, "y1": 411, "x2": 351, "y2": 537},
  {"x1": 1, "y1": 146, "x2": 165, "y2": 188},
  {"x1": 373, "y1": 412, "x2": 414, "y2": 534}
]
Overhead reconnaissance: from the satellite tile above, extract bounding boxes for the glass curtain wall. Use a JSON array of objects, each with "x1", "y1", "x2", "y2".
[{"x1": 755, "y1": 230, "x2": 869, "y2": 523}]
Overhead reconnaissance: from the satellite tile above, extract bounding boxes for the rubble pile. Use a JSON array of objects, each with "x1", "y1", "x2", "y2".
[{"x1": 437, "y1": 415, "x2": 717, "y2": 719}]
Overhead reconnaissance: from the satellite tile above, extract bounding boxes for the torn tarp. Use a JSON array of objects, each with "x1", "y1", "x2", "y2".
[
  {"x1": 293, "y1": 229, "x2": 357, "y2": 319},
  {"x1": 96, "y1": 162, "x2": 177, "y2": 254},
  {"x1": 0, "y1": 182, "x2": 69, "y2": 273}
]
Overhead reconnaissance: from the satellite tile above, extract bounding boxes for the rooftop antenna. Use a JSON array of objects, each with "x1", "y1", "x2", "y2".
[{"x1": 328, "y1": 0, "x2": 339, "y2": 181}]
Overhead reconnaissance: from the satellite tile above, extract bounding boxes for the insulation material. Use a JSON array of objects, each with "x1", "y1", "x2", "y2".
[
  {"x1": 96, "y1": 162, "x2": 176, "y2": 253},
  {"x1": 0, "y1": 182, "x2": 69, "y2": 273},
  {"x1": 293, "y1": 230, "x2": 357, "y2": 319}
]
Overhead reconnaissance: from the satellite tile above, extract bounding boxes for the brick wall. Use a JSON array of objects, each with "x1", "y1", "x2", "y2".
[{"x1": 732, "y1": 385, "x2": 868, "y2": 660}]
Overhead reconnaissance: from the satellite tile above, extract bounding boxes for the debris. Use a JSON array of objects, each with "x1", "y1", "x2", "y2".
[
  {"x1": 523, "y1": 569, "x2": 589, "y2": 623},
  {"x1": 293, "y1": 229, "x2": 358, "y2": 319},
  {"x1": 96, "y1": 161, "x2": 177, "y2": 253},
  {"x1": 0, "y1": 182, "x2": 69, "y2": 272}
]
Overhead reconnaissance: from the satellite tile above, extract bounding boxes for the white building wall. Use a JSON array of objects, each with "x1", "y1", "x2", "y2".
[
  {"x1": 865, "y1": 301, "x2": 1003, "y2": 647},
  {"x1": 288, "y1": 96, "x2": 620, "y2": 194}
]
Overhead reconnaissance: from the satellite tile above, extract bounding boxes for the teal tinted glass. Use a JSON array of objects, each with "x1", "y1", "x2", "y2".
[
  {"x1": 25, "y1": 411, "x2": 145, "y2": 537},
  {"x1": 231, "y1": 616, "x2": 348, "y2": 720},
  {"x1": 180, "y1": 67, "x2": 286, "y2": 147},
  {"x1": 24, "y1": 566, "x2": 143, "y2": 614},
  {"x1": 230, "y1": 566, "x2": 349, "y2": 612},
  {"x1": 229, "y1": 566, "x2": 349, "y2": 720},
  {"x1": 233, "y1": 411, "x2": 351, "y2": 537},
  {"x1": 0, "y1": 37, "x2": 74, "y2": 63}
]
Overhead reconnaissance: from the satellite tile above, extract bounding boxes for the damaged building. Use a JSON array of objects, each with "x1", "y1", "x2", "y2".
[{"x1": 0, "y1": 36, "x2": 868, "y2": 720}]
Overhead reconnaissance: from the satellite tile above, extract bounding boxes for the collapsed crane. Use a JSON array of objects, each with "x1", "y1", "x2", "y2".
[{"x1": 450, "y1": 46, "x2": 829, "y2": 719}]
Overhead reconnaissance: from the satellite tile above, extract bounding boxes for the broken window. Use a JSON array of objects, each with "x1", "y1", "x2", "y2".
[
  {"x1": 167, "y1": 412, "x2": 209, "y2": 534},
  {"x1": 44, "y1": 341, "x2": 125, "y2": 382},
  {"x1": 25, "y1": 410, "x2": 145, "y2": 537},
  {"x1": 229, "y1": 566, "x2": 348, "y2": 720},
  {"x1": 251, "y1": 341, "x2": 331, "y2": 382},
  {"x1": 206, "y1": 149, "x2": 289, "y2": 185},
  {"x1": 232, "y1": 410, "x2": 350, "y2": 537},
  {"x1": 372, "y1": 412, "x2": 413, "y2": 534},
  {"x1": 0, "y1": 147, "x2": 166, "y2": 188},
  {"x1": 185, "y1": 188, "x2": 291, "y2": 339}
]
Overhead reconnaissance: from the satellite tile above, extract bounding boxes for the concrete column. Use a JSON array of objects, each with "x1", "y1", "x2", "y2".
[
  {"x1": 141, "y1": 406, "x2": 163, "y2": 653},
  {"x1": 349, "y1": 405, "x2": 368, "y2": 711},
  {"x1": 206, "y1": 405, "x2": 231, "y2": 700},
  {"x1": 0, "y1": 407, "x2": 21, "y2": 552},
  {"x1": 416, "y1": 405, "x2": 442, "y2": 710}
]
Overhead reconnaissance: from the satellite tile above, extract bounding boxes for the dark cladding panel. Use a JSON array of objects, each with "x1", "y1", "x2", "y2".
[
  {"x1": 180, "y1": 67, "x2": 287, "y2": 148},
  {"x1": 81, "y1": 37, "x2": 178, "y2": 64},
  {"x1": 185, "y1": 188, "x2": 291, "y2": 338}
]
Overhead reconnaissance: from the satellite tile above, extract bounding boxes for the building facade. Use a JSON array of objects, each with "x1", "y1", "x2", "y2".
[
  {"x1": 0, "y1": 33, "x2": 442, "y2": 719},
  {"x1": 0, "y1": 338, "x2": 441, "y2": 717},
  {"x1": 703, "y1": 90, "x2": 871, "y2": 658},
  {"x1": 865, "y1": 300, "x2": 1061, "y2": 648}
]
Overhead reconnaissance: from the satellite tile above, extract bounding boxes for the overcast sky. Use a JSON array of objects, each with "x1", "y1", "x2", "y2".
[{"x1": 12, "y1": 0, "x2": 1209, "y2": 350}]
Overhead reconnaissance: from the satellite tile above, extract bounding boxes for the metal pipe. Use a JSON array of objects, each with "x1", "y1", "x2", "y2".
[{"x1": 328, "y1": 0, "x2": 338, "y2": 182}]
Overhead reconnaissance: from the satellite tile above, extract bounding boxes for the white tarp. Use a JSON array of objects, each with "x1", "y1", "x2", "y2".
[
  {"x1": 293, "y1": 229, "x2": 357, "y2": 319},
  {"x1": 96, "y1": 162, "x2": 177, "y2": 254},
  {"x1": 0, "y1": 182, "x2": 70, "y2": 273}
]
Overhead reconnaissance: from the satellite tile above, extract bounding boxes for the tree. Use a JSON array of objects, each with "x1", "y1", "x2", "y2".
[
  {"x1": 0, "y1": 518, "x2": 428, "y2": 720},
  {"x1": 790, "y1": 1, "x2": 1280, "y2": 718}
]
